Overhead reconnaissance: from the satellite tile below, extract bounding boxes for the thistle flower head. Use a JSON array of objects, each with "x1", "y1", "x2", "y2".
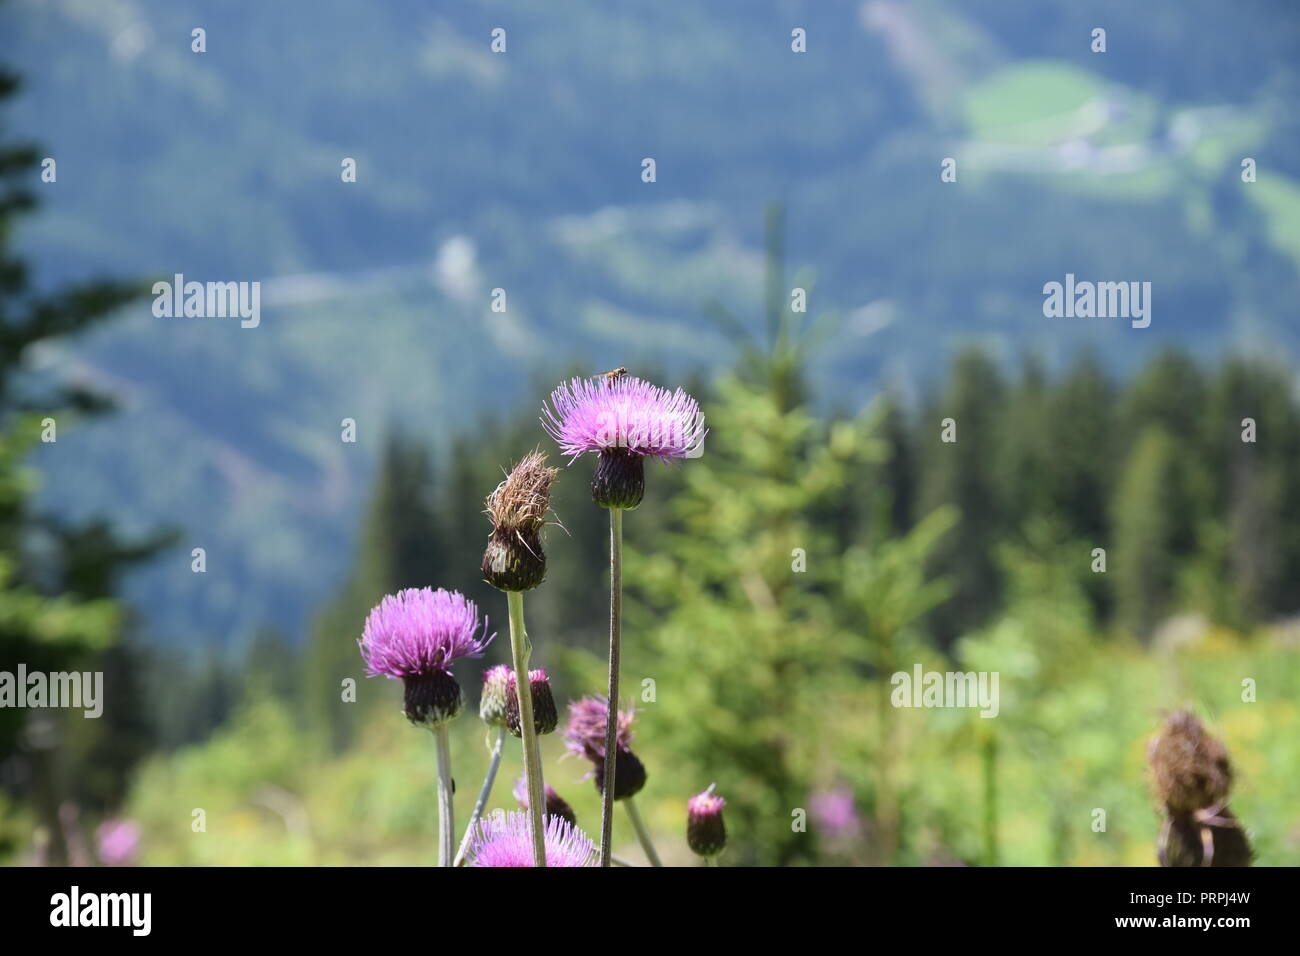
[
  {"x1": 359, "y1": 588, "x2": 492, "y2": 727},
  {"x1": 1148, "y1": 710, "x2": 1233, "y2": 815},
  {"x1": 467, "y1": 810, "x2": 596, "y2": 867},
  {"x1": 505, "y1": 668, "x2": 559, "y2": 737},
  {"x1": 96, "y1": 819, "x2": 141, "y2": 867},
  {"x1": 359, "y1": 588, "x2": 493, "y2": 679},
  {"x1": 482, "y1": 450, "x2": 559, "y2": 591},
  {"x1": 563, "y1": 695, "x2": 636, "y2": 762},
  {"x1": 512, "y1": 775, "x2": 577, "y2": 827},
  {"x1": 563, "y1": 695, "x2": 646, "y2": 799},
  {"x1": 809, "y1": 787, "x2": 863, "y2": 842},
  {"x1": 687, "y1": 783, "x2": 727, "y2": 858},
  {"x1": 542, "y1": 375, "x2": 706, "y2": 462},
  {"x1": 479, "y1": 664, "x2": 513, "y2": 727},
  {"x1": 688, "y1": 782, "x2": 726, "y2": 818}
]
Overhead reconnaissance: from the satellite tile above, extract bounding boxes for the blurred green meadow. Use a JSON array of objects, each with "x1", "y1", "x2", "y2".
[
  {"x1": 82, "y1": 621, "x2": 1300, "y2": 867},
  {"x1": 8, "y1": 332, "x2": 1300, "y2": 867}
]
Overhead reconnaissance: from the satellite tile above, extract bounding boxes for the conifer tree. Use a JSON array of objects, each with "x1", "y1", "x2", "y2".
[
  {"x1": 0, "y1": 63, "x2": 153, "y2": 862},
  {"x1": 1111, "y1": 427, "x2": 1182, "y2": 638},
  {"x1": 918, "y1": 347, "x2": 1007, "y2": 645}
]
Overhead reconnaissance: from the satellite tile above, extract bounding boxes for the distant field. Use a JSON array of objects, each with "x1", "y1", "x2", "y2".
[{"x1": 964, "y1": 61, "x2": 1104, "y2": 146}]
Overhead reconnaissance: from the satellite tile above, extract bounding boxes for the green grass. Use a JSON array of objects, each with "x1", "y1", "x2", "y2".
[{"x1": 964, "y1": 61, "x2": 1105, "y2": 147}]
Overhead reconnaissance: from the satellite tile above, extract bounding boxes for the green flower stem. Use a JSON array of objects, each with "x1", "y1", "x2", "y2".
[
  {"x1": 598, "y1": 507, "x2": 624, "y2": 867},
  {"x1": 508, "y1": 589, "x2": 547, "y2": 867},
  {"x1": 434, "y1": 724, "x2": 454, "y2": 867},
  {"x1": 980, "y1": 723, "x2": 999, "y2": 867},
  {"x1": 453, "y1": 725, "x2": 506, "y2": 867},
  {"x1": 623, "y1": 795, "x2": 662, "y2": 867}
]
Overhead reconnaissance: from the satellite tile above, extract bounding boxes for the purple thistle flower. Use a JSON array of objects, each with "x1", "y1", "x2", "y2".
[
  {"x1": 359, "y1": 588, "x2": 493, "y2": 728},
  {"x1": 542, "y1": 375, "x2": 706, "y2": 463},
  {"x1": 467, "y1": 810, "x2": 596, "y2": 867},
  {"x1": 359, "y1": 588, "x2": 492, "y2": 679},
  {"x1": 688, "y1": 783, "x2": 726, "y2": 818},
  {"x1": 563, "y1": 695, "x2": 635, "y2": 762},
  {"x1": 96, "y1": 819, "x2": 141, "y2": 867},
  {"x1": 809, "y1": 786, "x2": 863, "y2": 842},
  {"x1": 563, "y1": 696, "x2": 647, "y2": 800}
]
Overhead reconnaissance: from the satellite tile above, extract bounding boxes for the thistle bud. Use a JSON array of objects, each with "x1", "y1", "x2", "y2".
[
  {"x1": 590, "y1": 448, "x2": 645, "y2": 510},
  {"x1": 479, "y1": 664, "x2": 512, "y2": 728},
  {"x1": 686, "y1": 783, "x2": 727, "y2": 858},
  {"x1": 594, "y1": 749, "x2": 647, "y2": 801},
  {"x1": 482, "y1": 451, "x2": 558, "y2": 592},
  {"x1": 514, "y1": 775, "x2": 578, "y2": 828},
  {"x1": 401, "y1": 671, "x2": 463, "y2": 729},
  {"x1": 505, "y1": 668, "x2": 558, "y2": 737}
]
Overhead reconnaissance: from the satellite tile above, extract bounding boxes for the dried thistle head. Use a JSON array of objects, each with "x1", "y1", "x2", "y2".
[
  {"x1": 485, "y1": 450, "x2": 557, "y2": 535},
  {"x1": 1148, "y1": 710, "x2": 1234, "y2": 815},
  {"x1": 481, "y1": 450, "x2": 559, "y2": 592}
]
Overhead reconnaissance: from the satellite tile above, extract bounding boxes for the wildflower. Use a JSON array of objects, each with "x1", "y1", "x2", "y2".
[
  {"x1": 482, "y1": 450, "x2": 558, "y2": 592},
  {"x1": 542, "y1": 374, "x2": 705, "y2": 510},
  {"x1": 809, "y1": 786, "x2": 863, "y2": 843},
  {"x1": 359, "y1": 587, "x2": 492, "y2": 728},
  {"x1": 96, "y1": 819, "x2": 141, "y2": 867},
  {"x1": 563, "y1": 696, "x2": 646, "y2": 800},
  {"x1": 505, "y1": 668, "x2": 558, "y2": 737},
  {"x1": 686, "y1": 784, "x2": 727, "y2": 858},
  {"x1": 544, "y1": 375, "x2": 701, "y2": 865},
  {"x1": 513, "y1": 775, "x2": 577, "y2": 827},
  {"x1": 467, "y1": 810, "x2": 596, "y2": 867}
]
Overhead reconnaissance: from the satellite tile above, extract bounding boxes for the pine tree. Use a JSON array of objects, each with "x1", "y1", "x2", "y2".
[
  {"x1": 1046, "y1": 352, "x2": 1115, "y2": 543},
  {"x1": 0, "y1": 64, "x2": 153, "y2": 862},
  {"x1": 1204, "y1": 358, "x2": 1299, "y2": 623},
  {"x1": 918, "y1": 347, "x2": 1007, "y2": 646},
  {"x1": 1111, "y1": 427, "x2": 1183, "y2": 638},
  {"x1": 629, "y1": 372, "x2": 859, "y2": 865}
]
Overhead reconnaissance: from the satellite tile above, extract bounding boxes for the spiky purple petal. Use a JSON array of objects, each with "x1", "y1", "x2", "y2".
[{"x1": 563, "y1": 695, "x2": 635, "y2": 763}]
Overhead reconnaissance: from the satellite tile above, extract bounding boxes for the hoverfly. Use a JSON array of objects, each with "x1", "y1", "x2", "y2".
[{"x1": 593, "y1": 367, "x2": 627, "y2": 385}]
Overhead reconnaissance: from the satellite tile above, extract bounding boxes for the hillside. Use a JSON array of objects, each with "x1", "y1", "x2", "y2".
[{"x1": 5, "y1": 0, "x2": 1298, "y2": 645}]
